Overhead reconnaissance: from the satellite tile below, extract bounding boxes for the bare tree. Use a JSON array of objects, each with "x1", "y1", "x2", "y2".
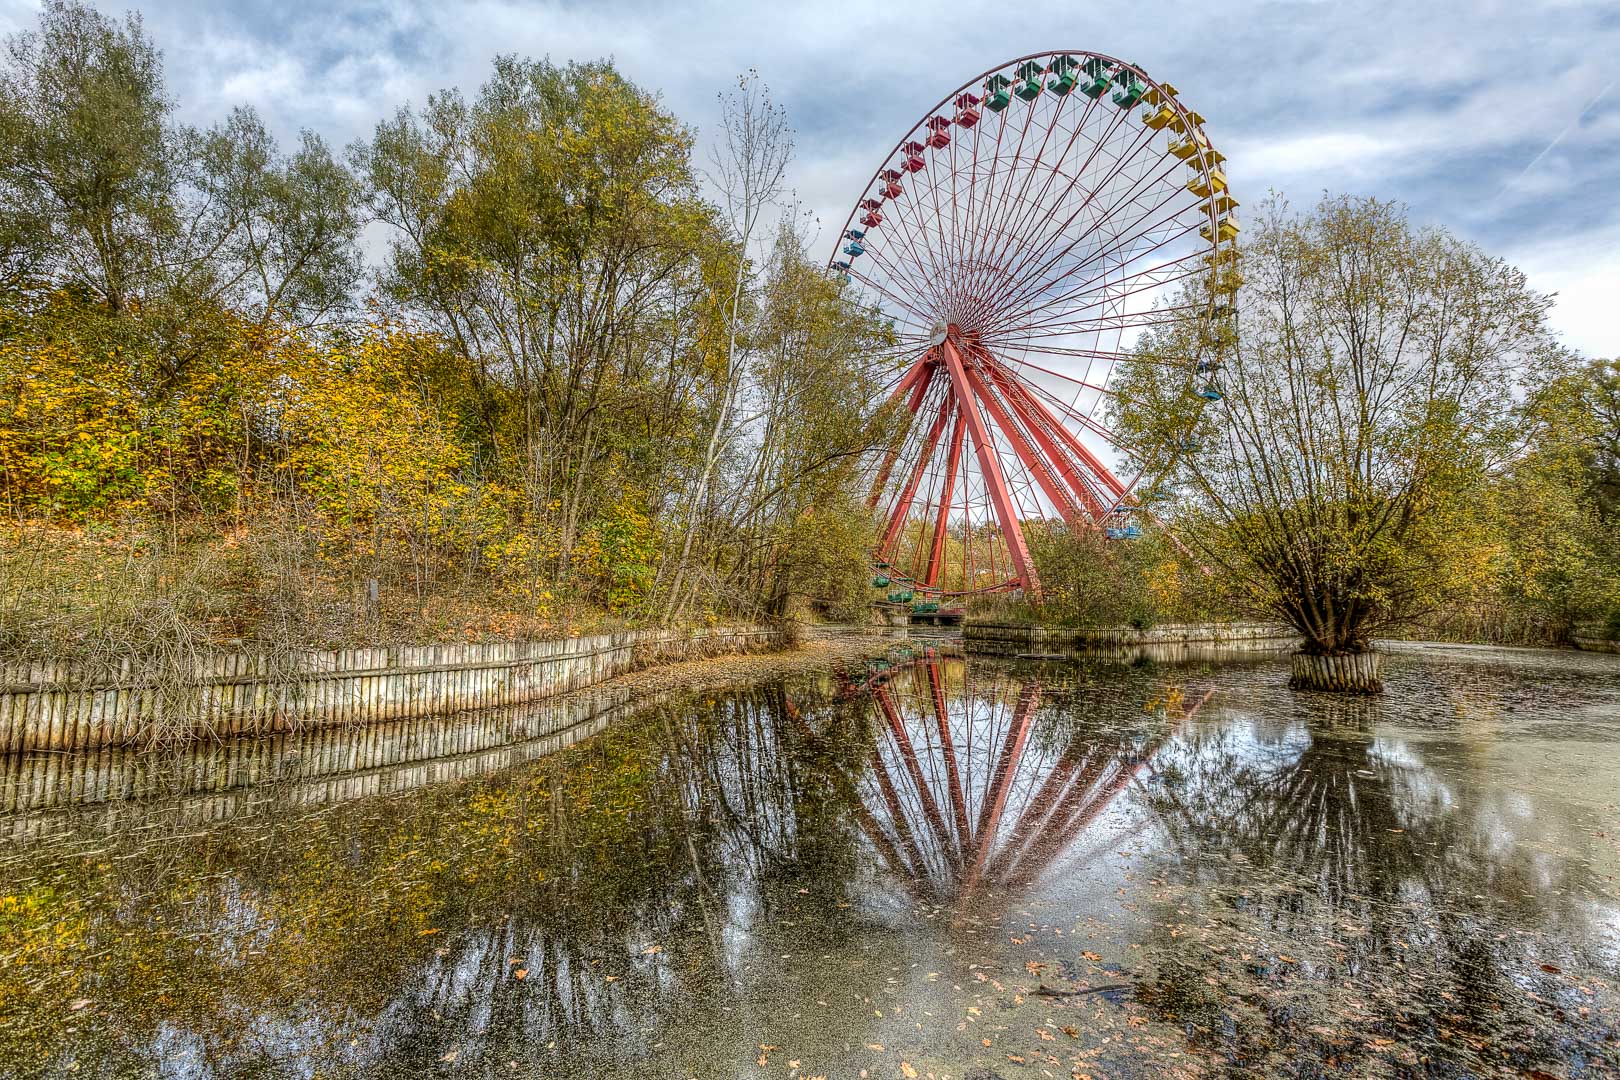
[{"x1": 663, "y1": 71, "x2": 793, "y2": 622}]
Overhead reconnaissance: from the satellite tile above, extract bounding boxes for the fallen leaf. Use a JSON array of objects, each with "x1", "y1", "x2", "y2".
[
  {"x1": 641, "y1": 944, "x2": 664, "y2": 955},
  {"x1": 901, "y1": 1064, "x2": 919, "y2": 1078},
  {"x1": 418, "y1": 928, "x2": 440, "y2": 937},
  {"x1": 1082, "y1": 951, "x2": 1102, "y2": 962},
  {"x1": 1540, "y1": 963, "x2": 1562, "y2": 974},
  {"x1": 1037, "y1": 1028, "x2": 1055, "y2": 1041},
  {"x1": 68, "y1": 999, "x2": 92, "y2": 1011},
  {"x1": 513, "y1": 968, "x2": 527, "y2": 980},
  {"x1": 864, "y1": 1043, "x2": 885, "y2": 1052},
  {"x1": 440, "y1": 1048, "x2": 459, "y2": 1063}
]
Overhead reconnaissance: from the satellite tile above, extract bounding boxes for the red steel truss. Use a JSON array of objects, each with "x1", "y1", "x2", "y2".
[{"x1": 838, "y1": 51, "x2": 1236, "y2": 600}]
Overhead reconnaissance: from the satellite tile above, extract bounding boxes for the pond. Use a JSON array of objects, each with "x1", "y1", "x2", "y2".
[{"x1": 1, "y1": 641, "x2": 1617, "y2": 1078}]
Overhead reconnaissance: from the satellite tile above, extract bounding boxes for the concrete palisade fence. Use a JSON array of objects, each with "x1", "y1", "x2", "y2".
[
  {"x1": 0, "y1": 626, "x2": 785, "y2": 754},
  {"x1": 963, "y1": 621, "x2": 1300, "y2": 655}
]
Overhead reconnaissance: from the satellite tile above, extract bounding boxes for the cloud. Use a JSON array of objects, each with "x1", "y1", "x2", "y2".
[{"x1": 2, "y1": 0, "x2": 1616, "y2": 354}]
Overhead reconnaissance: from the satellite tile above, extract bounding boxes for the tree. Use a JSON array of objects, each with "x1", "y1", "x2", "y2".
[
  {"x1": 719, "y1": 224, "x2": 897, "y2": 618},
  {"x1": 662, "y1": 71, "x2": 793, "y2": 622},
  {"x1": 196, "y1": 107, "x2": 365, "y2": 330},
  {"x1": 0, "y1": 0, "x2": 176, "y2": 311},
  {"x1": 1111, "y1": 195, "x2": 1565, "y2": 691},
  {"x1": 354, "y1": 56, "x2": 718, "y2": 583},
  {"x1": 0, "y1": 2, "x2": 363, "y2": 336},
  {"x1": 1489, "y1": 357, "x2": 1620, "y2": 639}
]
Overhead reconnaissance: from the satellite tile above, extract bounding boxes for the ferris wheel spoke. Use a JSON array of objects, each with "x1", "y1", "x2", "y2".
[
  {"x1": 981, "y1": 148, "x2": 1194, "y2": 331},
  {"x1": 995, "y1": 258, "x2": 1211, "y2": 342},
  {"x1": 875, "y1": 149, "x2": 972, "y2": 316},
  {"x1": 956, "y1": 91, "x2": 1134, "y2": 328},
  {"x1": 997, "y1": 222, "x2": 1210, "y2": 337},
  {"x1": 847, "y1": 247, "x2": 944, "y2": 323},
  {"x1": 953, "y1": 84, "x2": 1105, "y2": 324},
  {"x1": 990, "y1": 152, "x2": 1190, "y2": 323},
  {"x1": 1009, "y1": 299, "x2": 1211, "y2": 343},
  {"x1": 952, "y1": 96, "x2": 1049, "y2": 326},
  {"x1": 954, "y1": 92, "x2": 1158, "y2": 331}
]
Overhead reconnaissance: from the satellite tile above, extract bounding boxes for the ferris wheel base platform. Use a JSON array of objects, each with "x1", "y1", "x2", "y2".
[{"x1": 872, "y1": 602, "x2": 965, "y2": 628}]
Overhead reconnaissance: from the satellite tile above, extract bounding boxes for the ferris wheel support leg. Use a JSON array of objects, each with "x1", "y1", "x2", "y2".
[
  {"x1": 928, "y1": 660, "x2": 972, "y2": 856},
  {"x1": 878, "y1": 393, "x2": 954, "y2": 560},
  {"x1": 939, "y1": 339, "x2": 1042, "y2": 598},
  {"x1": 876, "y1": 685, "x2": 956, "y2": 861},
  {"x1": 983, "y1": 363, "x2": 1110, "y2": 519},
  {"x1": 867, "y1": 359, "x2": 937, "y2": 509},
  {"x1": 869, "y1": 747, "x2": 931, "y2": 879},
  {"x1": 925, "y1": 411, "x2": 965, "y2": 589},
  {"x1": 978, "y1": 744, "x2": 1095, "y2": 887},
  {"x1": 964, "y1": 682, "x2": 1041, "y2": 893},
  {"x1": 959, "y1": 362, "x2": 1084, "y2": 524},
  {"x1": 1006, "y1": 371, "x2": 1129, "y2": 507}
]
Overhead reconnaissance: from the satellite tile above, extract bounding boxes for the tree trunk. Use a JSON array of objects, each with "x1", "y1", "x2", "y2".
[{"x1": 1289, "y1": 650, "x2": 1383, "y2": 694}]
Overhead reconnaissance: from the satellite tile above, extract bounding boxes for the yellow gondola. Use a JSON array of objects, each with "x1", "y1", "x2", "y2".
[
  {"x1": 1200, "y1": 215, "x2": 1241, "y2": 243},
  {"x1": 1168, "y1": 131, "x2": 1209, "y2": 160},
  {"x1": 1187, "y1": 167, "x2": 1228, "y2": 198},
  {"x1": 1141, "y1": 104, "x2": 1176, "y2": 130}
]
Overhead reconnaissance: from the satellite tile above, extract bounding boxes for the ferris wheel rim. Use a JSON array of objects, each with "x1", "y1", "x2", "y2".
[
  {"x1": 836, "y1": 51, "x2": 1238, "y2": 600},
  {"x1": 825, "y1": 49, "x2": 1224, "y2": 281}
]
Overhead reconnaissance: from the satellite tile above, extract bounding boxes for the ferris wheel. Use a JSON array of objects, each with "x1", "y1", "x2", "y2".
[{"x1": 833, "y1": 52, "x2": 1239, "y2": 600}]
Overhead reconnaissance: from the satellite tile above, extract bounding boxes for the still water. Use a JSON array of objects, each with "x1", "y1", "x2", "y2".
[{"x1": 1, "y1": 642, "x2": 1617, "y2": 1078}]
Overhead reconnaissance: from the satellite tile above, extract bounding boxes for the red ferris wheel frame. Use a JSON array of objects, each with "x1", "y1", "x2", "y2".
[{"x1": 830, "y1": 51, "x2": 1237, "y2": 601}]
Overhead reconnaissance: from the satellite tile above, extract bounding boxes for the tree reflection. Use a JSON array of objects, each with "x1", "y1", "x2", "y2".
[{"x1": 1138, "y1": 689, "x2": 1617, "y2": 1075}]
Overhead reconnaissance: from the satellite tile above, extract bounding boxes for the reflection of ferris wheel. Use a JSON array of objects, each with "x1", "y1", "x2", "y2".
[{"x1": 832, "y1": 52, "x2": 1239, "y2": 599}]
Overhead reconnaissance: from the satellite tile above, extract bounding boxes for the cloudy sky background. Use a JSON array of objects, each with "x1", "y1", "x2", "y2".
[{"x1": 3, "y1": 0, "x2": 1616, "y2": 356}]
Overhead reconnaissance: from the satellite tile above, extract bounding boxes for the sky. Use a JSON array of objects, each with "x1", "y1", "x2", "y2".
[{"x1": 3, "y1": 0, "x2": 1617, "y2": 357}]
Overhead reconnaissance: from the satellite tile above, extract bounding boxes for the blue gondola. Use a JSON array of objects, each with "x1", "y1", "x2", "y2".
[
  {"x1": 1197, "y1": 385, "x2": 1223, "y2": 401},
  {"x1": 843, "y1": 241, "x2": 865, "y2": 257},
  {"x1": 845, "y1": 228, "x2": 866, "y2": 241}
]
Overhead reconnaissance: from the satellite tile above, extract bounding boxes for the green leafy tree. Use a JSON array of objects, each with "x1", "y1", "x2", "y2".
[
  {"x1": 1489, "y1": 357, "x2": 1620, "y2": 638},
  {"x1": 1111, "y1": 195, "x2": 1563, "y2": 688},
  {"x1": 354, "y1": 56, "x2": 719, "y2": 574},
  {"x1": 0, "y1": 0, "x2": 177, "y2": 311}
]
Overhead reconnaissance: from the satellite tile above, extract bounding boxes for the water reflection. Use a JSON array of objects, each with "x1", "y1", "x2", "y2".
[
  {"x1": 798, "y1": 659, "x2": 1212, "y2": 910},
  {"x1": 0, "y1": 645, "x2": 1616, "y2": 1078}
]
